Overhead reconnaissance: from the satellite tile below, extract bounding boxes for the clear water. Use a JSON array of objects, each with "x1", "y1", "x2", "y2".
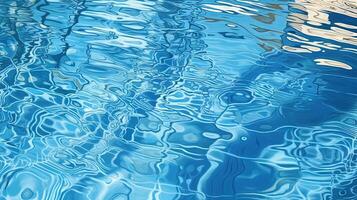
[{"x1": 0, "y1": 0, "x2": 356, "y2": 199}]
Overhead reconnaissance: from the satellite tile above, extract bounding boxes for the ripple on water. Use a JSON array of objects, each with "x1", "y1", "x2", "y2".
[{"x1": 0, "y1": 0, "x2": 357, "y2": 199}]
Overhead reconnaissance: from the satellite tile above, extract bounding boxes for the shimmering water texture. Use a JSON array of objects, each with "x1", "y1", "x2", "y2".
[{"x1": 0, "y1": 0, "x2": 356, "y2": 199}]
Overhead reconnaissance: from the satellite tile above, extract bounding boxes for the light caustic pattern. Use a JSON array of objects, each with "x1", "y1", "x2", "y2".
[{"x1": 0, "y1": 0, "x2": 356, "y2": 199}]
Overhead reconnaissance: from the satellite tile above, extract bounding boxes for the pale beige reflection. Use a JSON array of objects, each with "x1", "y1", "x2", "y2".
[
  {"x1": 288, "y1": 0, "x2": 357, "y2": 47},
  {"x1": 282, "y1": 0, "x2": 356, "y2": 70},
  {"x1": 315, "y1": 58, "x2": 353, "y2": 70},
  {"x1": 291, "y1": 0, "x2": 357, "y2": 41},
  {"x1": 203, "y1": 1, "x2": 258, "y2": 16}
]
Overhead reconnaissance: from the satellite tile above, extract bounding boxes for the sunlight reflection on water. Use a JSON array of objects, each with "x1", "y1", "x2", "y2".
[{"x1": 0, "y1": 0, "x2": 356, "y2": 199}]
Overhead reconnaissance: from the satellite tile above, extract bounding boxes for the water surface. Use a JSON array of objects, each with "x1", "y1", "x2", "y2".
[{"x1": 0, "y1": 0, "x2": 356, "y2": 199}]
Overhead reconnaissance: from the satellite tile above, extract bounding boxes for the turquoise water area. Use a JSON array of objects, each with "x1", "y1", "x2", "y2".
[{"x1": 0, "y1": 0, "x2": 356, "y2": 199}]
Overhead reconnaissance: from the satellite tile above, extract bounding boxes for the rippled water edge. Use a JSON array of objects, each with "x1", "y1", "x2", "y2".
[{"x1": 0, "y1": 0, "x2": 357, "y2": 199}]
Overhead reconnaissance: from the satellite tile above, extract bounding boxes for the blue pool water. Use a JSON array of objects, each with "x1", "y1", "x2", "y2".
[{"x1": 0, "y1": 0, "x2": 357, "y2": 199}]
